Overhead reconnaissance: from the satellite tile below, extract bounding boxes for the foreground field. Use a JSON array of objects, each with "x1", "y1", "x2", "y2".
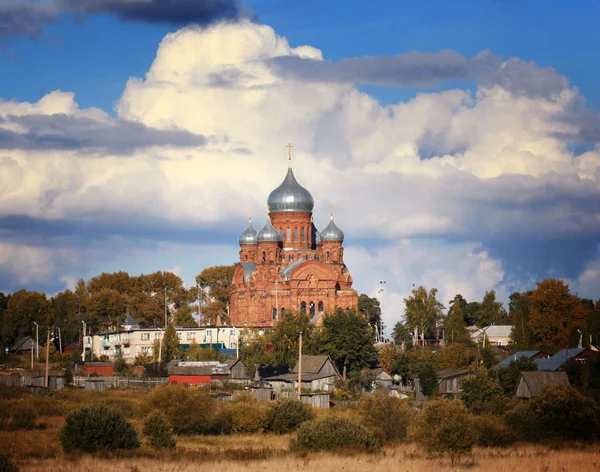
[{"x1": 15, "y1": 444, "x2": 600, "y2": 472}]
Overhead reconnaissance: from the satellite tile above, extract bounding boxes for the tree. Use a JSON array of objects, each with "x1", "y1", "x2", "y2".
[
  {"x1": 528, "y1": 279, "x2": 587, "y2": 349},
  {"x1": 460, "y1": 371, "x2": 504, "y2": 414},
  {"x1": 161, "y1": 324, "x2": 181, "y2": 362},
  {"x1": 448, "y1": 294, "x2": 478, "y2": 326},
  {"x1": 1, "y1": 290, "x2": 51, "y2": 346},
  {"x1": 391, "y1": 320, "x2": 413, "y2": 349},
  {"x1": 86, "y1": 288, "x2": 127, "y2": 331},
  {"x1": 174, "y1": 304, "x2": 197, "y2": 327},
  {"x1": 239, "y1": 332, "x2": 275, "y2": 375},
  {"x1": 51, "y1": 290, "x2": 79, "y2": 350},
  {"x1": 187, "y1": 342, "x2": 226, "y2": 362},
  {"x1": 143, "y1": 411, "x2": 176, "y2": 450},
  {"x1": 474, "y1": 290, "x2": 508, "y2": 327},
  {"x1": 508, "y1": 291, "x2": 534, "y2": 350},
  {"x1": 321, "y1": 308, "x2": 377, "y2": 379},
  {"x1": 492, "y1": 357, "x2": 538, "y2": 395},
  {"x1": 434, "y1": 343, "x2": 475, "y2": 370},
  {"x1": 195, "y1": 264, "x2": 236, "y2": 324},
  {"x1": 404, "y1": 286, "x2": 444, "y2": 347},
  {"x1": 270, "y1": 311, "x2": 316, "y2": 366},
  {"x1": 358, "y1": 294, "x2": 381, "y2": 332},
  {"x1": 444, "y1": 301, "x2": 470, "y2": 345}
]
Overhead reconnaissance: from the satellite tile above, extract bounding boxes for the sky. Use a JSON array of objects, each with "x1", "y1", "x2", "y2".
[{"x1": 1, "y1": 0, "x2": 600, "y2": 334}]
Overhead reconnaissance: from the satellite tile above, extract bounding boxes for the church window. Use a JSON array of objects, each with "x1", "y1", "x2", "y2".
[
  {"x1": 286, "y1": 228, "x2": 291, "y2": 241},
  {"x1": 326, "y1": 252, "x2": 330, "y2": 262},
  {"x1": 281, "y1": 254, "x2": 285, "y2": 262},
  {"x1": 262, "y1": 251, "x2": 266, "y2": 262},
  {"x1": 318, "y1": 301, "x2": 324, "y2": 312},
  {"x1": 309, "y1": 301, "x2": 315, "y2": 317},
  {"x1": 301, "y1": 227, "x2": 305, "y2": 242},
  {"x1": 244, "y1": 255, "x2": 248, "y2": 261},
  {"x1": 300, "y1": 301, "x2": 307, "y2": 314},
  {"x1": 281, "y1": 308, "x2": 285, "y2": 316},
  {"x1": 315, "y1": 255, "x2": 319, "y2": 261},
  {"x1": 294, "y1": 228, "x2": 298, "y2": 242},
  {"x1": 280, "y1": 228, "x2": 284, "y2": 241},
  {"x1": 289, "y1": 254, "x2": 294, "y2": 262},
  {"x1": 272, "y1": 308, "x2": 278, "y2": 321}
]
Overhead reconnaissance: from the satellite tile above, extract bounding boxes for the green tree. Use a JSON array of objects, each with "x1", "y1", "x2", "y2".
[
  {"x1": 321, "y1": 308, "x2": 377, "y2": 379},
  {"x1": 434, "y1": 343, "x2": 475, "y2": 370},
  {"x1": 460, "y1": 371, "x2": 504, "y2": 414},
  {"x1": 448, "y1": 294, "x2": 478, "y2": 326},
  {"x1": 404, "y1": 286, "x2": 443, "y2": 347},
  {"x1": 528, "y1": 279, "x2": 587, "y2": 349},
  {"x1": 86, "y1": 288, "x2": 127, "y2": 331},
  {"x1": 195, "y1": 264, "x2": 236, "y2": 324},
  {"x1": 51, "y1": 290, "x2": 79, "y2": 350},
  {"x1": 1, "y1": 290, "x2": 51, "y2": 347},
  {"x1": 508, "y1": 291, "x2": 534, "y2": 349},
  {"x1": 474, "y1": 290, "x2": 508, "y2": 327},
  {"x1": 239, "y1": 332, "x2": 276, "y2": 375},
  {"x1": 187, "y1": 342, "x2": 226, "y2": 362},
  {"x1": 174, "y1": 303, "x2": 197, "y2": 327},
  {"x1": 391, "y1": 320, "x2": 413, "y2": 349},
  {"x1": 444, "y1": 301, "x2": 470, "y2": 345},
  {"x1": 270, "y1": 311, "x2": 316, "y2": 366},
  {"x1": 143, "y1": 411, "x2": 176, "y2": 450},
  {"x1": 358, "y1": 293, "x2": 381, "y2": 331},
  {"x1": 161, "y1": 324, "x2": 181, "y2": 362}
]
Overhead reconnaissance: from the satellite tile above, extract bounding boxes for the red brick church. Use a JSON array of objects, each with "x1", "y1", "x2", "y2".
[{"x1": 230, "y1": 148, "x2": 359, "y2": 327}]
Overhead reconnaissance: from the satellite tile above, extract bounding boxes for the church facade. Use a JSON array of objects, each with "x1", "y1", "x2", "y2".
[{"x1": 230, "y1": 152, "x2": 359, "y2": 327}]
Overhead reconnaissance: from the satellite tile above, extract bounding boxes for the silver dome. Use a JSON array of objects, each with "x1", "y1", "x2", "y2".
[
  {"x1": 239, "y1": 218, "x2": 257, "y2": 245},
  {"x1": 257, "y1": 216, "x2": 282, "y2": 242},
  {"x1": 320, "y1": 216, "x2": 344, "y2": 242},
  {"x1": 267, "y1": 168, "x2": 314, "y2": 213}
]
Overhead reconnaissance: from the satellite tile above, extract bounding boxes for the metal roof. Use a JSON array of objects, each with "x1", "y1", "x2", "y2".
[
  {"x1": 471, "y1": 325, "x2": 513, "y2": 339},
  {"x1": 240, "y1": 262, "x2": 257, "y2": 279},
  {"x1": 267, "y1": 167, "x2": 314, "y2": 213},
  {"x1": 281, "y1": 258, "x2": 308, "y2": 280},
  {"x1": 292, "y1": 355, "x2": 330, "y2": 374},
  {"x1": 494, "y1": 351, "x2": 544, "y2": 369},
  {"x1": 517, "y1": 371, "x2": 570, "y2": 397}
]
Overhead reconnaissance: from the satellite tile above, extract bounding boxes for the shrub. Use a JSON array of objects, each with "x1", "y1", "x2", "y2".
[
  {"x1": 60, "y1": 404, "x2": 140, "y2": 452},
  {"x1": 413, "y1": 398, "x2": 478, "y2": 465},
  {"x1": 474, "y1": 414, "x2": 515, "y2": 447},
  {"x1": 267, "y1": 399, "x2": 315, "y2": 434},
  {"x1": 141, "y1": 384, "x2": 218, "y2": 434},
  {"x1": 143, "y1": 411, "x2": 176, "y2": 449},
  {"x1": 460, "y1": 371, "x2": 507, "y2": 415},
  {"x1": 63, "y1": 367, "x2": 73, "y2": 386},
  {"x1": 358, "y1": 392, "x2": 413, "y2": 442},
  {"x1": 226, "y1": 395, "x2": 269, "y2": 434},
  {"x1": 493, "y1": 358, "x2": 538, "y2": 395},
  {"x1": 505, "y1": 386, "x2": 600, "y2": 442},
  {"x1": 0, "y1": 453, "x2": 18, "y2": 472},
  {"x1": 290, "y1": 416, "x2": 379, "y2": 452},
  {"x1": 0, "y1": 399, "x2": 38, "y2": 430}
]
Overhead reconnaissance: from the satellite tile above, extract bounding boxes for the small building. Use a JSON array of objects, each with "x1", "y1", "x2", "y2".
[
  {"x1": 373, "y1": 368, "x2": 394, "y2": 388},
  {"x1": 254, "y1": 364, "x2": 290, "y2": 382},
  {"x1": 515, "y1": 371, "x2": 570, "y2": 398},
  {"x1": 81, "y1": 362, "x2": 114, "y2": 376},
  {"x1": 167, "y1": 360, "x2": 231, "y2": 386},
  {"x1": 223, "y1": 359, "x2": 251, "y2": 383},
  {"x1": 495, "y1": 350, "x2": 551, "y2": 369},
  {"x1": 10, "y1": 337, "x2": 43, "y2": 356},
  {"x1": 470, "y1": 325, "x2": 513, "y2": 347},
  {"x1": 535, "y1": 348, "x2": 599, "y2": 372},
  {"x1": 262, "y1": 355, "x2": 341, "y2": 392},
  {"x1": 436, "y1": 369, "x2": 469, "y2": 397}
]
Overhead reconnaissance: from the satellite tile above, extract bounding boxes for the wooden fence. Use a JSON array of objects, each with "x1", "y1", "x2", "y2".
[
  {"x1": 278, "y1": 391, "x2": 330, "y2": 408},
  {"x1": 73, "y1": 376, "x2": 169, "y2": 389}
]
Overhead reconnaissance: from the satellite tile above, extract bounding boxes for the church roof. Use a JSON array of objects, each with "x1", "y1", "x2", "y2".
[
  {"x1": 280, "y1": 258, "x2": 309, "y2": 280},
  {"x1": 267, "y1": 168, "x2": 314, "y2": 213},
  {"x1": 320, "y1": 216, "x2": 344, "y2": 242},
  {"x1": 240, "y1": 262, "x2": 257, "y2": 279},
  {"x1": 257, "y1": 216, "x2": 282, "y2": 242},
  {"x1": 239, "y1": 218, "x2": 258, "y2": 245}
]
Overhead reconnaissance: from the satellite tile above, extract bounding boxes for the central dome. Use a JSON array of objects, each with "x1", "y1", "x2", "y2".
[{"x1": 267, "y1": 168, "x2": 314, "y2": 213}]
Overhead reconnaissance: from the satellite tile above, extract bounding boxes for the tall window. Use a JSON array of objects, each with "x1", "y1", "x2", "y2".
[
  {"x1": 281, "y1": 308, "x2": 285, "y2": 316},
  {"x1": 300, "y1": 301, "x2": 307, "y2": 313},
  {"x1": 301, "y1": 227, "x2": 305, "y2": 242},
  {"x1": 286, "y1": 228, "x2": 291, "y2": 241},
  {"x1": 289, "y1": 254, "x2": 294, "y2": 262},
  {"x1": 294, "y1": 228, "x2": 298, "y2": 242},
  {"x1": 280, "y1": 228, "x2": 284, "y2": 241},
  {"x1": 272, "y1": 308, "x2": 278, "y2": 321},
  {"x1": 262, "y1": 251, "x2": 266, "y2": 262},
  {"x1": 326, "y1": 251, "x2": 330, "y2": 262},
  {"x1": 309, "y1": 301, "x2": 315, "y2": 317},
  {"x1": 318, "y1": 301, "x2": 324, "y2": 313},
  {"x1": 244, "y1": 255, "x2": 248, "y2": 261}
]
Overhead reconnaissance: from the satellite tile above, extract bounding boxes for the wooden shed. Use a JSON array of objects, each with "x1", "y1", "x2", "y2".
[
  {"x1": 515, "y1": 371, "x2": 570, "y2": 398},
  {"x1": 224, "y1": 359, "x2": 251, "y2": 383},
  {"x1": 436, "y1": 369, "x2": 469, "y2": 396},
  {"x1": 82, "y1": 362, "x2": 114, "y2": 376}
]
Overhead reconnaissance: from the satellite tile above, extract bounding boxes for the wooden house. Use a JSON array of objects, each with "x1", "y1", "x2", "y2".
[
  {"x1": 262, "y1": 355, "x2": 341, "y2": 392},
  {"x1": 81, "y1": 362, "x2": 114, "y2": 376},
  {"x1": 515, "y1": 371, "x2": 570, "y2": 398},
  {"x1": 436, "y1": 369, "x2": 469, "y2": 397},
  {"x1": 10, "y1": 337, "x2": 42, "y2": 357},
  {"x1": 223, "y1": 359, "x2": 251, "y2": 383},
  {"x1": 373, "y1": 368, "x2": 394, "y2": 387},
  {"x1": 494, "y1": 350, "x2": 551, "y2": 369},
  {"x1": 536, "y1": 348, "x2": 599, "y2": 371}
]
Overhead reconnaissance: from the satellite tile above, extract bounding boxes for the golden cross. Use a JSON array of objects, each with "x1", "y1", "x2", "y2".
[
  {"x1": 286, "y1": 143, "x2": 294, "y2": 161},
  {"x1": 329, "y1": 204, "x2": 334, "y2": 219}
]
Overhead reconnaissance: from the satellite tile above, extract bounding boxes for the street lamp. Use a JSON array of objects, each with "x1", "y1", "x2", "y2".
[
  {"x1": 157, "y1": 328, "x2": 163, "y2": 364},
  {"x1": 33, "y1": 321, "x2": 39, "y2": 360},
  {"x1": 379, "y1": 280, "x2": 387, "y2": 342}
]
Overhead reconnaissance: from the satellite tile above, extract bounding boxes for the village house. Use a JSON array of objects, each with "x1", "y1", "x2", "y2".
[
  {"x1": 261, "y1": 355, "x2": 341, "y2": 392},
  {"x1": 10, "y1": 337, "x2": 42, "y2": 357},
  {"x1": 253, "y1": 364, "x2": 291, "y2": 382},
  {"x1": 494, "y1": 350, "x2": 551, "y2": 369},
  {"x1": 414, "y1": 369, "x2": 470, "y2": 401},
  {"x1": 535, "y1": 348, "x2": 599, "y2": 372},
  {"x1": 167, "y1": 359, "x2": 249, "y2": 386},
  {"x1": 470, "y1": 325, "x2": 513, "y2": 347},
  {"x1": 515, "y1": 371, "x2": 570, "y2": 398}
]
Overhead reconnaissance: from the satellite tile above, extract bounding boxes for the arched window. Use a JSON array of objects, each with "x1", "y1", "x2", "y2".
[
  {"x1": 272, "y1": 308, "x2": 278, "y2": 321},
  {"x1": 300, "y1": 301, "x2": 307, "y2": 313},
  {"x1": 309, "y1": 301, "x2": 315, "y2": 317},
  {"x1": 281, "y1": 308, "x2": 285, "y2": 316},
  {"x1": 294, "y1": 228, "x2": 298, "y2": 242},
  {"x1": 326, "y1": 251, "x2": 330, "y2": 262},
  {"x1": 315, "y1": 255, "x2": 320, "y2": 261},
  {"x1": 289, "y1": 254, "x2": 294, "y2": 262},
  {"x1": 262, "y1": 251, "x2": 266, "y2": 262},
  {"x1": 318, "y1": 301, "x2": 324, "y2": 313},
  {"x1": 301, "y1": 227, "x2": 305, "y2": 242},
  {"x1": 244, "y1": 255, "x2": 248, "y2": 261},
  {"x1": 281, "y1": 254, "x2": 285, "y2": 262},
  {"x1": 280, "y1": 228, "x2": 284, "y2": 241}
]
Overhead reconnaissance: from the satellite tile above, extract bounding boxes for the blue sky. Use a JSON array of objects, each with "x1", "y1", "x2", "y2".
[{"x1": 1, "y1": 0, "x2": 600, "y2": 328}]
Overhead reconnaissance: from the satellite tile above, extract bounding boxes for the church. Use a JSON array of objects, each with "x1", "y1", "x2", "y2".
[{"x1": 230, "y1": 147, "x2": 359, "y2": 327}]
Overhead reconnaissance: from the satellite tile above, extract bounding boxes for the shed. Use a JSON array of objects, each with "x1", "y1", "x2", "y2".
[
  {"x1": 515, "y1": 371, "x2": 570, "y2": 398},
  {"x1": 263, "y1": 356, "x2": 341, "y2": 392},
  {"x1": 167, "y1": 360, "x2": 231, "y2": 385},
  {"x1": 374, "y1": 368, "x2": 394, "y2": 387},
  {"x1": 436, "y1": 369, "x2": 469, "y2": 396},
  {"x1": 224, "y1": 359, "x2": 251, "y2": 382},
  {"x1": 10, "y1": 337, "x2": 42, "y2": 356},
  {"x1": 250, "y1": 381, "x2": 275, "y2": 401},
  {"x1": 82, "y1": 362, "x2": 114, "y2": 376}
]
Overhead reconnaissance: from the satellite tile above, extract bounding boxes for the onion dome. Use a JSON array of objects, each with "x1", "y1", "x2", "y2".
[
  {"x1": 267, "y1": 168, "x2": 314, "y2": 213},
  {"x1": 320, "y1": 214, "x2": 344, "y2": 242},
  {"x1": 257, "y1": 216, "x2": 282, "y2": 243},
  {"x1": 238, "y1": 217, "x2": 257, "y2": 245}
]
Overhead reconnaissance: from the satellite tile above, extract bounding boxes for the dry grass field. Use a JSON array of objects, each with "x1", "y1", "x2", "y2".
[{"x1": 2, "y1": 388, "x2": 600, "y2": 471}]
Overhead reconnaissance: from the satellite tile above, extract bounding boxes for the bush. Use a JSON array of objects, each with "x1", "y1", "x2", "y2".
[
  {"x1": 226, "y1": 395, "x2": 269, "y2": 434},
  {"x1": 267, "y1": 399, "x2": 315, "y2": 434},
  {"x1": 290, "y1": 416, "x2": 379, "y2": 452},
  {"x1": 413, "y1": 398, "x2": 478, "y2": 465},
  {"x1": 505, "y1": 386, "x2": 600, "y2": 442},
  {"x1": 460, "y1": 371, "x2": 507, "y2": 415},
  {"x1": 143, "y1": 411, "x2": 176, "y2": 449},
  {"x1": 0, "y1": 453, "x2": 18, "y2": 472},
  {"x1": 358, "y1": 392, "x2": 413, "y2": 442},
  {"x1": 0, "y1": 399, "x2": 38, "y2": 430},
  {"x1": 473, "y1": 414, "x2": 515, "y2": 447},
  {"x1": 60, "y1": 404, "x2": 140, "y2": 452},
  {"x1": 141, "y1": 384, "x2": 218, "y2": 435}
]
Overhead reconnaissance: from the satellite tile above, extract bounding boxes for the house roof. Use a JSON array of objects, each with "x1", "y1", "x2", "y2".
[
  {"x1": 167, "y1": 360, "x2": 231, "y2": 376},
  {"x1": 123, "y1": 313, "x2": 138, "y2": 326},
  {"x1": 436, "y1": 369, "x2": 469, "y2": 379},
  {"x1": 10, "y1": 337, "x2": 42, "y2": 353},
  {"x1": 495, "y1": 351, "x2": 545, "y2": 369},
  {"x1": 256, "y1": 364, "x2": 290, "y2": 379},
  {"x1": 292, "y1": 355, "x2": 330, "y2": 374},
  {"x1": 471, "y1": 325, "x2": 513, "y2": 339},
  {"x1": 535, "y1": 348, "x2": 594, "y2": 371},
  {"x1": 518, "y1": 371, "x2": 570, "y2": 396},
  {"x1": 265, "y1": 372, "x2": 339, "y2": 382}
]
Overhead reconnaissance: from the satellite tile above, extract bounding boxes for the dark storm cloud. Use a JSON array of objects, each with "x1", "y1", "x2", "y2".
[
  {"x1": 0, "y1": 1, "x2": 56, "y2": 40},
  {"x1": 58, "y1": 0, "x2": 247, "y2": 25},
  {"x1": 0, "y1": 113, "x2": 207, "y2": 152}
]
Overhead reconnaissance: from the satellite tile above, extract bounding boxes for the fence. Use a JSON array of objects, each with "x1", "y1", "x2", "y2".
[
  {"x1": 278, "y1": 391, "x2": 331, "y2": 408},
  {"x1": 0, "y1": 374, "x2": 65, "y2": 389},
  {"x1": 73, "y1": 376, "x2": 169, "y2": 389}
]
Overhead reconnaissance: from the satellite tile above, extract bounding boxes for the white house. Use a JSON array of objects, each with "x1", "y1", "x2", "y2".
[{"x1": 470, "y1": 325, "x2": 513, "y2": 347}]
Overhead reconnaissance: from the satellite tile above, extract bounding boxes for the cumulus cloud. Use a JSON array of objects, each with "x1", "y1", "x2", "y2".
[{"x1": 0, "y1": 20, "x2": 599, "y2": 307}]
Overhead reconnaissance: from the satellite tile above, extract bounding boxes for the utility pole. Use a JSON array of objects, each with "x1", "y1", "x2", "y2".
[
  {"x1": 33, "y1": 321, "x2": 39, "y2": 360},
  {"x1": 58, "y1": 327, "x2": 62, "y2": 353},
  {"x1": 297, "y1": 331, "x2": 303, "y2": 400},
  {"x1": 44, "y1": 326, "x2": 50, "y2": 388},
  {"x1": 158, "y1": 328, "x2": 163, "y2": 364},
  {"x1": 81, "y1": 321, "x2": 86, "y2": 362},
  {"x1": 274, "y1": 280, "x2": 279, "y2": 321},
  {"x1": 379, "y1": 280, "x2": 386, "y2": 342},
  {"x1": 164, "y1": 287, "x2": 168, "y2": 327},
  {"x1": 31, "y1": 337, "x2": 34, "y2": 369},
  {"x1": 197, "y1": 283, "x2": 201, "y2": 326}
]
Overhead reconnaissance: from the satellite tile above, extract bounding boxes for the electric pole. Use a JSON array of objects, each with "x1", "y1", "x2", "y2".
[{"x1": 297, "y1": 331, "x2": 303, "y2": 400}]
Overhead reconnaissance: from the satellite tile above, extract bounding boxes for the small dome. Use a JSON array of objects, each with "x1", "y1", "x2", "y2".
[
  {"x1": 239, "y1": 218, "x2": 257, "y2": 245},
  {"x1": 257, "y1": 216, "x2": 282, "y2": 242},
  {"x1": 320, "y1": 216, "x2": 344, "y2": 242},
  {"x1": 267, "y1": 168, "x2": 314, "y2": 213}
]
